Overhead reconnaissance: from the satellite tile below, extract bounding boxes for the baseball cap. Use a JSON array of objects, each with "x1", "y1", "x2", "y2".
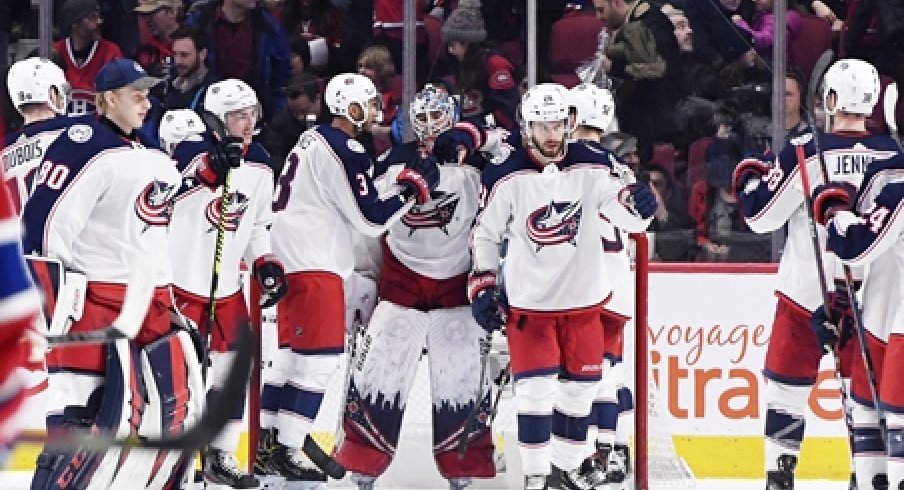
[
  {"x1": 95, "y1": 59, "x2": 162, "y2": 92},
  {"x1": 134, "y1": 0, "x2": 179, "y2": 13}
]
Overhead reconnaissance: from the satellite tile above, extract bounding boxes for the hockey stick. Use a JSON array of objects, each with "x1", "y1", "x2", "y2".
[
  {"x1": 31, "y1": 323, "x2": 254, "y2": 452},
  {"x1": 803, "y1": 50, "x2": 887, "y2": 442},
  {"x1": 45, "y1": 255, "x2": 155, "y2": 345},
  {"x1": 884, "y1": 82, "x2": 901, "y2": 150}
]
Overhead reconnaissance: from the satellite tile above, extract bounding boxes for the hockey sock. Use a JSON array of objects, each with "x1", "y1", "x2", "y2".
[
  {"x1": 852, "y1": 402, "x2": 886, "y2": 490},
  {"x1": 763, "y1": 381, "x2": 809, "y2": 471},
  {"x1": 551, "y1": 379, "x2": 598, "y2": 471}
]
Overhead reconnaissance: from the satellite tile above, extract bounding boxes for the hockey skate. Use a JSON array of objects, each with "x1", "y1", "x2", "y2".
[
  {"x1": 765, "y1": 454, "x2": 797, "y2": 490},
  {"x1": 350, "y1": 472, "x2": 376, "y2": 490},
  {"x1": 524, "y1": 474, "x2": 549, "y2": 490},
  {"x1": 255, "y1": 428, "x2": 326, "y2": 489},
  {"x1": 549, "y1": 459, "x2": 607, "y2": 490},
  {"x1": 596, "y1": 442, "x2": 631, "y2": 484},
  {"x1": 203, "y1": 448, "x2": 260, "y2": 489},
  {"x1": 254, "y1": 428, "x2": 284, "y2": 490},
  {"x1": 449, "y1": 477, "x2": 473, "y2": 490}
]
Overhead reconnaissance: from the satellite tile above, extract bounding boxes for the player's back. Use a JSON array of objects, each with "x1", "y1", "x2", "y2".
[
  {"x1": 169, "y1": 137, "x2": 275, "y2": 297},
  {"x1": 22, "y1": 118, "x2": 181, "y2": 286},
  {"x1": 378, "y1": 142, "x2": 482, "y2": 280},
  {"x1": 1, "y1": 116, "x2": 80, "y2": 214}
]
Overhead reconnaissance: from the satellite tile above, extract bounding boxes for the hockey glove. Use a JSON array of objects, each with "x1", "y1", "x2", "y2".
[
  {"x1": 621, "y1": 183, "x2": 658, "y2": 219},
  {"x1": 433, "y1": 122, "x2": 484, "y2": 164},
  {"x1": 397, "y1": 153, "x2": 440, "y2": 204},
  {"x1": 468, "y1": 272, "x2": 506, "y2": 333},
  {"x1": 254, "y1": 254, "x2": 287, "y2": 308},
  {"x1": 732, "y1": 158, "x2": 770, "y2": 196},
  {"x1": 812, "y1": 182, "x2": 857, "y2": 226},
  {"x1": 811, "y1": 292, "x2": 854, "y2": 355},
  {"x1": 197, "y1": 136, "x2": 243, "y2": 188}
]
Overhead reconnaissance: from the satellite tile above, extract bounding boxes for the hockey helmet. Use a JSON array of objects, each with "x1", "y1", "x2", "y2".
[
  {"x1": 822, "y1": 58, "x2": 879, "y2": 116},
  {"x1": 204, "y1": 78, "x2": 261, "y2": 125},
  {"x1": 519, "y1": 83, "x2": 569, "y2": 125},
  {"x1": 159, "y1": 109, "x2": 205, "y2": 155},
  {"x1": 324, "y1": 73, "x2": 383, "y2": 128},
  {"x1": 566, "y1": 83, "x2": 615, "y2": 133},
  {"x1": 7, "y1": 57, "x2": 70, "y2": 115},
  {"x1": 409, "y1": 83, "x2": 459, "y2": 142}
]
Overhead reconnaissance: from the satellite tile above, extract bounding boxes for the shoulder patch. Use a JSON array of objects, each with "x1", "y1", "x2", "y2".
[
  {"x1": 347, "y1": 139, "x2": 365, "y2": 153},
  {"x1": 67, "y1": 124, "x2": 93, "y2": 143},
  {"x1": 789, "y1": 132, "x2": 813, "y2": 147}
]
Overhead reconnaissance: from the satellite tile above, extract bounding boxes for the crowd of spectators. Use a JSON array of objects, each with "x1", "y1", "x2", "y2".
[{"x1": 1, "y1": 0, "x2": 902, "y2": 263}]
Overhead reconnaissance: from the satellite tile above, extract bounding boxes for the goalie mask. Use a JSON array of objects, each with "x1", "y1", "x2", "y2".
[
  {"x1": 325, "y1": 73, "x2": 383, "y2": 129},
  {"x1": 566, "y1": 83, "x2": 615, "y2": 133},
  {"x1": 822, "y1": 59, "x2": 879, "y2": 117},
  {"x1": 7, "y1": 57, "x2": 70, "y2": 115},
  {"x1": 519, "y1": 83, "x2": 569, "y2": 162},
  {"x1": 159, "y1": 109, "x2": 205, "y2": 155},
  {"x1": 409, "y1": 83, "x2": 459, "y2": 143}
]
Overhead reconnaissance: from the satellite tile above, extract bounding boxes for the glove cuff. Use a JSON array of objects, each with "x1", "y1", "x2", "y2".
[
  {"x1": 814, "y1": 185, "x2": 855, "y2": 226},
  {"x1": 197, "y1": 154, "x2": 220, "y2": 188},
  {"x1": 397, "y1": 168, "x2": 430, "y2": 204},
  {"x1": 731, "y1": 158, "x2": 769, "y2": 196},
  {"x1": 467, "y1": 271, "x2": 497, "y2": 302},
  {"x1": 253, "y1": 253, "x2": 284, "y2": 278},
  {"x1": 453, "y1": 122, "x2": 485, "y2": 153}
]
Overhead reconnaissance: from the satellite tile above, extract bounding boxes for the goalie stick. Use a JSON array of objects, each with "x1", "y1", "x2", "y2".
[
  {"x1": 45, "y1": 255, "x2": 155, "y2": 346},
  {"x1": 801, "y1": 49, "x2": 886, "y2": 443},
  {"x1": 28, "y1": 323, "x2": 254, "y2": 453}
]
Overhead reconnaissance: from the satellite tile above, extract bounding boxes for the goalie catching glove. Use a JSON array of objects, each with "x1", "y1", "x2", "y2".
[
  {"x1": 197, "y1": 136, "x2": 244, "y2": 188},
  {"x1": 812, "y1": 182, "x2": 857, "y2": 226},
  {"x1": 397, "y1": 153, "x2": 440, "y2": 204},
  {"x1": 810, "y1": 291, "x2": 854, "y2": 355},
  {"x1": 468, "y1": 272, "x2": 506, "y2": 333},
  {"x1": 253, "y1": 255, "x2": 287, "y2": 308}
]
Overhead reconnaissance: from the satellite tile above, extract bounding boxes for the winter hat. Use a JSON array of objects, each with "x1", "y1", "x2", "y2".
[
  {"x1": 442, "y1": 0, "x2": 487, "y2": 44},
  {"x1": 58, "y1": 0, "x2": 100, "y2": 33}
]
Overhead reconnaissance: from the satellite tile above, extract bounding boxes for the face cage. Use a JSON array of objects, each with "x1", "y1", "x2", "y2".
[{"x1": 412, "y1": 108, "x2": 455, "y2": 142}]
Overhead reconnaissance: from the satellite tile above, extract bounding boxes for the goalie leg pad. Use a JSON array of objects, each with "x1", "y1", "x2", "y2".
[
  {"x1": 426, "y1": 306, "x2": 495, "y2": 478},
  {"x1": 334, "y1": 301, "x2": 429, "y2": 477},
  {"x1": 31, "y1": 339, "x2": 142, "y2": 490},
  {"x1": 763, "y1": 380, "x2": 810, "y2": 471},
  {"x1": 109, "y1": 329, "x2": 204, "y2": 490},
  {"x1": 344, "y1": 272, "x2": 378, "y2": 331},
  {"x1": 551, "y1": 379, "x2": 598, "y2": 471}
]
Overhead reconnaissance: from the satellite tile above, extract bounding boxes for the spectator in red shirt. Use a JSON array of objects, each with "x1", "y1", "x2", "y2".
[
  {"x1": 54, "y1": 0, "x2": 123, "y2": 115},
  {"x1": 133, "y1": 0, "x2": 182, "y2": 79},
  {"x1": 442, "y1": 0, "x2": 519, "y2": 129}
]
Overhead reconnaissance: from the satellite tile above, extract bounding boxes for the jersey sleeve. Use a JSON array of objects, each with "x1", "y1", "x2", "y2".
[
  {"x1": 470, "y1": 177, "x2": 512, "y2": 273},
  {"x1": 326, "y1": 145, "x2": 414, "y2": 237},
  {"x1": 736, "y1": 142, "x2": 813, "y2": 233},
  {"x1": 827, "y1": 182, "x2": 904, "y2": 267},
  {"x1": 243, "y1": 168, "x2": 276, "y2": 265}
]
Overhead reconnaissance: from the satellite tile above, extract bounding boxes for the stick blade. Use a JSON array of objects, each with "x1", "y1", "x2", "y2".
[
  {"x1": 807, "y1": 49, "x2": 835, "y2": 118},
  {"x1": 112, "y1": 254, "x2": 156, "y2": 339},
  {"x1": 885, "y1": 82, "x2": 899, "y2": 134}
]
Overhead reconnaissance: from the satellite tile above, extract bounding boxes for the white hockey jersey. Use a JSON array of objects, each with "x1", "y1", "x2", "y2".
[
  {"x1": 21, "y1": 118, "x2": 181, "y2": 286},
  {"x1": 375, "y1": 141, "x2": 482, "y2": 280},
  {"x1": 271, "y1": 125, "x2": 414, "y2": 279},
  {"x1": 1, "y1": 117, "x2": 83, "y2": 214},
  {"x1": 737, "y1": 131, "x2": 900, "y2": 311},
  {"x1": 169, "y1": 137, "x2": 275, "y2": 298},
  {"x1": 472, "y1": 142, "x2": 652, "y2": 312}
]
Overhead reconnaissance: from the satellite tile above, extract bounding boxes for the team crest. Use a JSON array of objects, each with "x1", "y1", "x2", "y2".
[
  {"x1": 67, "y1": 124, "x2": 93, "y2": 143},
  {"x1": 401, "y1": 191, "x2": 460, "y2": 235},
  {"x1": 135, "y1": 180, "x2": 177, "y2": 229},
  {"x1": 526, "y1": 200, "x2": 583, "y2": 251},
  {"x1": 205, "y1": 191, "x2": 250, "y2": 232}
]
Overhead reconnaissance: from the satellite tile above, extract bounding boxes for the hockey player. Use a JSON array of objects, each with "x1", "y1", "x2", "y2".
[
  {"x1": 814, "y1": 150, "x2": 904, "y2": 490},
  {"x1": 333, "y1": 84, "x2": 498, "y2": 490},
  {"x1": 732, "y1": 58, "x2": 901, "y2": 490},
  {"x1": 258, "y1": 72, "x2": 441, "y2": 487},
  {"x1": 3, "y1": 58, "x2": 73, "y2": 214},
  {"x1": 163, "y1": 79, "x2": 286, "y2": 490},
  {"x1": 470, "y1": 83, "x2": 656, "y2": 490},
  {"x1": 566, "y1": 83, "x2": 634, "y2": 486},
  {"x1": 24, "y1": 58, "x2": 201, "y2": 490},
  {"x1": 0, "y1": 168, "x2": 42, "y2": 461}
]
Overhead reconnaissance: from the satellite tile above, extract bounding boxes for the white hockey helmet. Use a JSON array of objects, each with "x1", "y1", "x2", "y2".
[
  {"x1": 325, "y1": 73, "x2": 383, "y2": 128},
  {"x1": 566, "y1": 83, "x2": 616, "y2": 132},
  {"x1": 822, "y1": 58, "x2": 880, "y2": 116},
  {"x1": 159, "y1": 109, "x2": 205, "y2": 155},
  {"x1": 7, "y1": 57, "x2": 70, "y2": 115},
  {"x1": 409, "y1": 83, "x2": 459, "y2": 142},
  {"x1": 519, "y1": 83, "x2": 569, "y2": 125},
  {"x1": 204, "y1": 78, "x2": 261, "y2": 125}
]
